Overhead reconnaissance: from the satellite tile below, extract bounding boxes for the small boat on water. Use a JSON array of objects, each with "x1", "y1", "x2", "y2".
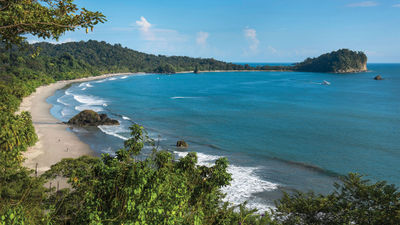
[{"x1": 322, "y1": 80, "x2": 331, "y2": 85}]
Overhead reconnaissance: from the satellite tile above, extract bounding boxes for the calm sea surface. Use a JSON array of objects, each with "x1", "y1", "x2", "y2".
[{"x1": 48, "y1": 64, "x2": 400, "y2": 210}]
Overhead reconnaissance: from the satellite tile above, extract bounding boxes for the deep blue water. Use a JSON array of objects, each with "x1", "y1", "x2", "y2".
[{"x1": 48, "y1": 64, "x2": 400, "y2": 210}]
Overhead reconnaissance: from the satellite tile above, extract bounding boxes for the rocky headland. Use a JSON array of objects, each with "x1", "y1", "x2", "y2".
[{"x1": 293, "y1": 49, "x2": 368, "y2": 73}]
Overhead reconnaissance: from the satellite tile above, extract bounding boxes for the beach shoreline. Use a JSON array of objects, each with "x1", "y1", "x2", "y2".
[
  {"x1": 19, "y1": 70, "x2": 260, "y2": 175},
  {"x1": 19, "y1": 72, "x2": 133, "y2": 175},
  {"x1": 19, "y1": 69, "x2": 286, "y2": 176}
]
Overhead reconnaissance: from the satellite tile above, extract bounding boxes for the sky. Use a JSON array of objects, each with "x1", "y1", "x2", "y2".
[{"x1": 28, "y1": 0, "x2": 400, "y2": 63}]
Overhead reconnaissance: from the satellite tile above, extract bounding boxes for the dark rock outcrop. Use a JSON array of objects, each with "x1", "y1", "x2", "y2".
[
  {"x1": 176, "y1": 140, "x2": 188, "y2": 148},
  {"x1": 67, "y1": 110, "x2": 119, "y2": 126},
  {"x1": 374, "y1": 75, "x2": 383, "y2": 80}
]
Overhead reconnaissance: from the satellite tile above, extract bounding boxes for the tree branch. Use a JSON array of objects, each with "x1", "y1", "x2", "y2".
[{"x1": 0, "y1": 21, "x2": 91, "y2": 30}]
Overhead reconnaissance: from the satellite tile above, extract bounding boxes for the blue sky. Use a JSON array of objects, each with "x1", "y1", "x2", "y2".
[{"x1": 29, "y1": 0, "x2": 400, "y2": 62}]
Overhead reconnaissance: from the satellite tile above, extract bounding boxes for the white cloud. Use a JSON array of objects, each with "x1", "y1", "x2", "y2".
[
  {"x1": 244, "y1": 28, "x2": 259, "y2": 52},
  {"x1": 347, "y1": 1, "x2": 378, "y2": 7},
  {"x1": 196, "y1": 31, "x2": 209, "y2": 46},
  {"x1": 135, "y1": 16, "x2": 156, "y2": 41},
  {"x1": 132, "y1": 16, "x2": 190, "y2": 54},
  {"x1": 136, "y1": 16, "x2": 152, "y2": 32},
  {"x1": 393, "y1": 3, "x2": 400, "y2": 7},
  {"x1": 134, "y1": 16, "x2": 186, "y2": 43}
]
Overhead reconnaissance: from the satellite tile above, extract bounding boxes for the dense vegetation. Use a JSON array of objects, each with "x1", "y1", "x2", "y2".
[
  {"x1": 8, "y1": 40, "x2": 248, "y2": 76},
  {"x1": 0, "y1": 0, "x2": 105, "y2": 47},
  {"x1": 2, "y1": 0, "x2": 396, "y2": 223},
  {"x1": 1, "y1": 42, "x2": 399, "y2": 223},
  {"x1": 293, "y1": 49, "x2": 368, "y2": 73}
]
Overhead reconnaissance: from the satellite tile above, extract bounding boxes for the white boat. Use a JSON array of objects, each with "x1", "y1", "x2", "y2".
[{"x1": 322, "y1": 80, "x2": 331, "y2": 85}]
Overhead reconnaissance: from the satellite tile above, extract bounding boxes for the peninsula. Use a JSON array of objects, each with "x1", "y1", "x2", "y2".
[{"x1": 14, "y1": 41, "x2": 367, "y2": 75}]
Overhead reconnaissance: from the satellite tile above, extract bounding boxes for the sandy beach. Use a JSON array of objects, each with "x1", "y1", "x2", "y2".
[
  {"x1": 18, "y1": 73, "x2": 133, "y2": 175},
  {"x1": 18, "y1": 70, "x2": 257, "y2": 175}
]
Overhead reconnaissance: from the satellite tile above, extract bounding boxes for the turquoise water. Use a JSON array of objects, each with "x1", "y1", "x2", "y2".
[{"x1": 48, "y1": 64, "x2": 400, "y2": 210}]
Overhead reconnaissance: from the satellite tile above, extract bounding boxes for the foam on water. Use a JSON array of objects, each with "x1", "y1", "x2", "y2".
[
  {"x1": 120, "y1": 76, "x2": 128, "y2": 79},
  {"x1": 75, "y1": 105, "x2": 104, "y2": 112},
  {"x1": 223, "y1": 165, "x2": 277, "y2": 212},
  {"x1": 122, "y1": 116, "x2": 131, "y2": 120},
  {"x1": 171, "y1": 96, "x2": 201, "y2": 99},
  {"x1": 56, "y1": 96, "x2": 69, "y2": 106},
  {"x1": 78, "y1": 82, "x2": 93, "y2": 88},
  {"x1": 94, "y1": 79, "x2": 107, "y2": 83},
  {"x1": 98, "y1": 125, "x2": 130, "y2": 141},
  {"x1": 61, "y1": 107, "x2": 75, "y2": 117},
  {"x1": 73, "y1": 94, "x2": 107, "y2": 105},
  {"x1": 108, "y1": 77, "x2": 117, "y2": 81},
  {"x1": 174, "y1": 151, "x2": 278, "y2": 211},
  {"x1": 72, "y1": 94, "x2": 107, "y2": 112}
]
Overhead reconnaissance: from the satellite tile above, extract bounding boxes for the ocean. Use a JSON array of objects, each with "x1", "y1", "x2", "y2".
[{"x1": 48, "y1": 64, "x2": 400, "y2": 211}]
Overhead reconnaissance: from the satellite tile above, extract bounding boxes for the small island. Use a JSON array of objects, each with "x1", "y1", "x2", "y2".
[
  {"x1": 293, "y1": 49, "x2": 368, "y2": 73},
  {"x1": 66, "y1": 110, "x2": 119, "y2": 126}
]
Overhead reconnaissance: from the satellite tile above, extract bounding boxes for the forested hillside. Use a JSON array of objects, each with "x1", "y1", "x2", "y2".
[
  {"x1": 2, "y1": 40, "x2": 246, "y2": 79},
  {"x1": 0, "y1": 39, "x2": 249, "y2": 116},
  {"x1": 294, "y1": 49, "x2": 368, "y2": 73}
]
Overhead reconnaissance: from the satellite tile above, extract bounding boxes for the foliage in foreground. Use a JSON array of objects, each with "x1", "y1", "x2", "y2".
[
  {"x1": 4, "y1": 124, "x2": 399, "y2": 224},
  {"x1": 0, "y1": 0, "x2": 105, "y2": 47},
  {"x1": 274, "y1": 173, "x2": 400, "y2": 225},
  {"x1": 41, "y1": 125, "x2": 273, "y2": 224}
]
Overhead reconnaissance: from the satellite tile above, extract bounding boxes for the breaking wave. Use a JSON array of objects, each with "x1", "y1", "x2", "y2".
[{"x1": 174, "y1": 151, "x2": 278, "y2": 211}]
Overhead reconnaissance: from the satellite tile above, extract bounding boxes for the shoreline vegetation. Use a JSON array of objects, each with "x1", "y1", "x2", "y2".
[
  {"x1": 18, "y1": 72, "x2": 132, "y2": 177},
  {"x1": 17, "y1": 69, "x2": 292, "y2": 177},
  {"x1": 2, "y1": 40, "x2": 399, "y2": 224},
  {"x1": 1, "y1": 0, "x2": 398, "y2": 222}
]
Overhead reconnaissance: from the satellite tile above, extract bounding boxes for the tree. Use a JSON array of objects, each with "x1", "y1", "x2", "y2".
[
  {"x1": 0, "y1": 1, "x2": 105, "y2": 223},
  {"x1": 0, "y1": 0, "x2": 106, "y2": 47},
  {"x1": 41, "y1": 123, "x2": 253, "y2": 224},
  {"x1": 274, "y1": 173, "x2": 400, "y2": 225}
]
